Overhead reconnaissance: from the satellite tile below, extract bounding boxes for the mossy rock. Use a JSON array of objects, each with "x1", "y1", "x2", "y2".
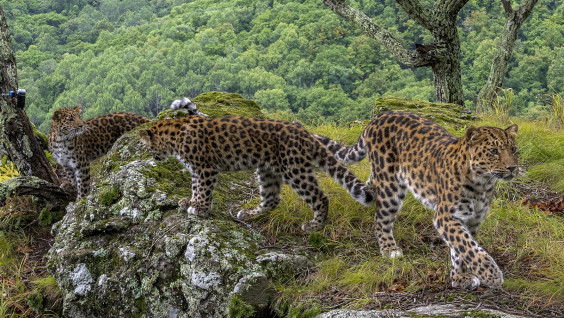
[
  {"x1": 47, "y1": 112, "x2": 311, "y2": 318},
  {"x1": 372, "y1": 97, "x2": 478, "y2": 127},
  {"x1": 157, "y1": 92, "x2": 264, "y2": 120},
  {"x1": 193, "y1": 92, "x2": 264, "y2": 118}
]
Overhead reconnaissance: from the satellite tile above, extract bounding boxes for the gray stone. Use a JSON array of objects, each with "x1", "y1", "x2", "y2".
[{"x1": 317, "y1": 304, "x2": 530, "y2": 318}]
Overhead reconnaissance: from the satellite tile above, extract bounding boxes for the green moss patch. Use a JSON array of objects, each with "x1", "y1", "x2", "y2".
[
  {"x1": 141, "y1": 158, "x2": 192, "y2": 197},
  {"x1": 373, "y1": 97, "x2": 477, "y2": 127},
  {"x1": 99, "y1": 186, "x2": 120, "y2": 205},
  {"x1": 228, "y1": 294, "x2": 255, "y2": 318},
  {"x1": 193, "y1": 92, "x2": 265, "y2": 119}
]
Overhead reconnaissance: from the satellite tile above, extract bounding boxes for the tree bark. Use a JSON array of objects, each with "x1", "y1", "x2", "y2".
[
  {"x1": 0, "y1": 6, "x2": 59, "y2": 184},
  {"x1": 323, "y1": 0, "x2": 468, "y2": 105},
  {"x1": 477, "y1": 0, "x2": 539, "y2": 111}
]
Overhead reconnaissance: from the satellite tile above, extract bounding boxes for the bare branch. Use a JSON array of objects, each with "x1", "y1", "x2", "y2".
[{"x1": 322, "y1": 0, "x2": 435, "y2": 67}]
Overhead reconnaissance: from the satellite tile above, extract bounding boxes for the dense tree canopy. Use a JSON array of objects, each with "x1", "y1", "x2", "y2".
[{"x1": 2, "y1": 0, "x2": 562, "y2": 133}]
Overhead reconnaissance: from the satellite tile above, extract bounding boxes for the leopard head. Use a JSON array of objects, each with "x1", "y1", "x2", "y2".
[
  {"x1": 51, "y1": 105, "x2": 87, "y2": 139},
  {"x1": 465, "y1": 124, "x2": 522, "y2": 181},
  {"x1": 139, "y1": 127, "x2": 169, "y2": 161}
]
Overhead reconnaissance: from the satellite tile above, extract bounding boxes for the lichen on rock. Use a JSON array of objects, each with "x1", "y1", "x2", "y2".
[{"x1": 47, "y1": 92, "x2": 309, "y2": 317}]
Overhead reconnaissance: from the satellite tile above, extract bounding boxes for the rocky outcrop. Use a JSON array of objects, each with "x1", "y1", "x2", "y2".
[{"x1": 47, "y1": 92, "x2": 311, "y2": 318}]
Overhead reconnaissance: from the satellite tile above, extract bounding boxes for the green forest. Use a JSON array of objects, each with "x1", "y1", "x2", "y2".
[{"x1": 2, "y1": 0, "x2": 563, "y2": 133}]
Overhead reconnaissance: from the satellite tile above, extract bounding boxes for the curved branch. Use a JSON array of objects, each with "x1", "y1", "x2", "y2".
[
  {"x1": 323, "y1": 0, "x2": 434, "y2": 67},
  {"x1": 477, "y1": 0, "x2": 539, "y2": 110},
  {"x1": 0, "y1": 176, "x2": 73, "y2": 208}
]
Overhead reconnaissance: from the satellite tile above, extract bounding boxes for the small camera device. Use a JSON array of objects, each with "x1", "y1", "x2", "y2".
[{"x1": 8, "y1": 89, "x2": 26, "y2": 109}]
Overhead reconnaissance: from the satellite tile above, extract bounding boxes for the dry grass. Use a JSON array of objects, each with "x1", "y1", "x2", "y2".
[{"x1": 0, "y1": 197, "x2": 62, "y2": 317}]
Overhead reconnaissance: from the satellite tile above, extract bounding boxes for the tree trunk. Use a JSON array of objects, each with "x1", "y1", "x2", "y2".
[
  {"x1": 0, "y1": 6, "x2": 59, "y2": 184},
  {"x1": 429, "y1": 11, "x2": 465, "y2": 105},
  {"x1": 477, "y1": 0, "x2": 539, "y2": 111},
  {"x1": 323, "y1": 0, "x2": 469, "y2": 106}
]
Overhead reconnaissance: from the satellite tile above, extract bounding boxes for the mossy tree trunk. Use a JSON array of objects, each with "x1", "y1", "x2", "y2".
[
  {"x1": 0, "y1": 6, "x2": 59, "y2": 184},
  {"x1": 476, "y1": 0, "x2": 539, "y2": 112},
  {"x1": 323, "y1": 0, "x2": 539, "y2": 108}
]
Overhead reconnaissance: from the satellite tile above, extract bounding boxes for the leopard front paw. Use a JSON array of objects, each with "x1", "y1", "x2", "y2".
[
  {"x1": 380, "y1": 247, "x2": 404, "y2": 259},
  {"x1": 179, "y1": 198, "x2": 209, "y2": 217},
  {"x1": 236, "y1": 207, "x2": 260, "y2": 220},
  {"x1": 478, "y1": 268, "x2": 503, "y2": 289},
  {"x1": 468, "y1": 253, "x2": 503, "y2": 288},
  {"x1": 451, "y1": 273, "x2": 480, "y2": 290},
  {"x1": 301, "y1": 220, "x2": 324, "y2": 233}
]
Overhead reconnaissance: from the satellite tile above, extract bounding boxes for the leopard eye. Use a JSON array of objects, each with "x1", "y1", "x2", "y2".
[
  {"x1": 511, "y1": 146, "x2": 518, "y2": 153},
  {"x1": 488, "y1": 148, "x2": 499, "y2": 155}
]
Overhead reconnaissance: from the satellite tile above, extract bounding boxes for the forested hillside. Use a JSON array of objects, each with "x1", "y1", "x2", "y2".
[{"x1": 2, "y1": 0, "x2": 563, "y2": 133}]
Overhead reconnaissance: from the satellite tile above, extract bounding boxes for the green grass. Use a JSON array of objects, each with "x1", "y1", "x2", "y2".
[
  {"x1": 527, "y1": 159, "x2": 564, "y2": 192},
  {"x1": 1, "y1": 113, "x2": 562, "y2": 316}
]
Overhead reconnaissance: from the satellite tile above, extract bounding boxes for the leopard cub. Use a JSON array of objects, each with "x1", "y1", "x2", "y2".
[
  {"x1": 139, "y1": 113, "x2": 375, "y2": 233},
  {"x1": 48, "y1": 105, "x2": 150, "y2": 199}
]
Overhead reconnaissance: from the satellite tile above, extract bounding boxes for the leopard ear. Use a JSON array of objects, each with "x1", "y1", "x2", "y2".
[
  {"x1": 465, "y1": 127, "x2": 484, "y2": 145},
  {"x1": 52, "y1": 109, "x2": 62, "y2": 121},
  {"x1": 505, "y1": 124, "x2": 518, "y2": 137},
  {"x1": 74, "y1": 105, "x2": 82, "y2": 113},
  {"x1": 139, "y1": 129, "x2": 152, "y2": 147}
]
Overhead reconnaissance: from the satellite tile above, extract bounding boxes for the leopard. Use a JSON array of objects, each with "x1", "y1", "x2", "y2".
[
  {"x1": 139, "y1": 115, "x2": 375, "y2": 233},
  {"x1": 315, "y1": 111, "x2": 522, "y2": 289},
  {"x1": 48, "y1": 105, "x2": 150, "y2": 199}
]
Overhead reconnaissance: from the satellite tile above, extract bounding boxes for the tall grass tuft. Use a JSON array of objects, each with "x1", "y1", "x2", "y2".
[
  {"x1": 482, "y1": 87, "x2": 514, "y2": 123},
  {"x1": 545, "y1": 92, "x2": 564, "y2": 129}
]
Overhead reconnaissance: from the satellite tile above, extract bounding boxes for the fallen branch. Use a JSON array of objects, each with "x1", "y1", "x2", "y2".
[{"x1": 0, "y1": 176, "x2": 73, "y2": 209}]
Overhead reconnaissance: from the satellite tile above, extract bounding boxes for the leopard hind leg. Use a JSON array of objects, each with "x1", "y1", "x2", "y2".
[
  {"x1": 237, "y1": 167, "x2": 282, "y2": 220},
  {"x1": 282, "y1": 166, "x2": 329, "y2": 233},
  {"x1": 370, "y1": 169, "x2": 407, "y2": 258}
]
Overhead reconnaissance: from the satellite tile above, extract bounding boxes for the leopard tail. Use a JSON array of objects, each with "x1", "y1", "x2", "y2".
[
  {"x1": 314, "y1": 133, "x2": 367, "y2": 164},
  {"x1": 314, "y1": 139, "x2": 374, "y2": 206}
]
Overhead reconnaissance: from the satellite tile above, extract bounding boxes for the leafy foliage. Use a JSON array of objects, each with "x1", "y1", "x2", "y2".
[
  {"x1": 1, "y1": 0, "x2": 562, "y2": 133},
  {"x1": 0, "y1": 156, "x2": 19, "y2": 182}
]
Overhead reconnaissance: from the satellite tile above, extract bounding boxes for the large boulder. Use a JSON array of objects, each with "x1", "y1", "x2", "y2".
[{"x1": 47, "y1": 92, "x2": 311, "y2": 318}]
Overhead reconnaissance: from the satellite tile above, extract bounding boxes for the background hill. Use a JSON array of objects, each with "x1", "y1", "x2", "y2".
[{"x1": 2, "y1": 0, "x2": 563, "y2": 133}]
